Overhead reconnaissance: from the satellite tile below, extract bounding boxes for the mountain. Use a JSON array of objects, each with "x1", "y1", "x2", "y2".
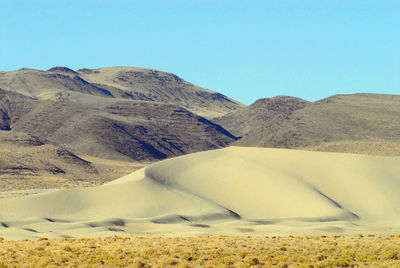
[
  {"x1": 215, "y1": 94, "x2": 400, "y2": 156},
  {"x1": 214, "y1": 96, "x2": 310, "y2": 138},
  {"x1": 0, "y1": 66, "x2": 244, "y2": 189},
  {"x1": 0, "y1": 87, "x2": 237, "y2": 161},
  {"x1": 0, "y1": 66, "x2": 243, "y2": 162},
  {"x1": 2, "y1": 65, "x2": 398, "y2": 190},
  {"x1": 0, "y1": 66, "x2": 244, "y2": 118}
]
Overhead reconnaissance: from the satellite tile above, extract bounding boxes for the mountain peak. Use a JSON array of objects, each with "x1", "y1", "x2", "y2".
[{"x1": 47, "y1": 66, "x2": 77, "y2": 74}]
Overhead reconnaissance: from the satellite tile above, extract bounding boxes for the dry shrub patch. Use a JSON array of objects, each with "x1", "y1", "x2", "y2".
[{"x1": 0, "y1": 235, "x2": 400, "y2": 267}]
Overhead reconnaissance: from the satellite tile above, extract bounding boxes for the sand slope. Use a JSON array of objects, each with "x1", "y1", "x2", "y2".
[{"x1": 0, "y1": 147, "x2": 400, "y2": 239}]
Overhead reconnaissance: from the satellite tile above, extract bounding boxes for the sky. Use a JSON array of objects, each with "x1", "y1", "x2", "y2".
[{"x1": 0, "y1": 0, "x2": 399, "y2": 105}]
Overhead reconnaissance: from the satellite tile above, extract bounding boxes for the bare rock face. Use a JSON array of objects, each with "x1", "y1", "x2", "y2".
[{"x1": 0, "y1": 108, "x2": 10, "y2": 131}]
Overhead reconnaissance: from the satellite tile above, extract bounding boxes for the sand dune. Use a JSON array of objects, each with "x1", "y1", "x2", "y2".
[{"x1": 0, "y1": 147, "x2": 400, "y2": 239}]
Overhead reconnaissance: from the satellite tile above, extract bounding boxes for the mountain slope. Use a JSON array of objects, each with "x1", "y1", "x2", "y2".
[
  {"x1": 77, "y1": 67, "x2": 244, "y2": 118},
  {"x1": 0, "y1": 68, "x2": 112, "y2": 99},
  {"x1": 0, "y1": 88, "x2": 237, "y2": 162},
  {"x1": 0, "y1": 131, "x2": 146, "y2": 191},
  {"x1": 0, "y1": 67, "x2": 244, "y2": 118},
  {"x1": 216, "y1": 94, "x2": 400, "y2": 155},
  {"x1": 0, "y1": 88, "x2": 37, "y2": 130},
  {"x1": 214, "y1": 96, "x2": 310, "y2": 137}
]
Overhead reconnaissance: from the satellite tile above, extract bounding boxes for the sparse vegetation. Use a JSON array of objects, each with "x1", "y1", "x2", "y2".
[
  {"x1": 303, "y1": 140, "x2": 400, "y2": 156},
  {"x1": 0, "y1": 235, "x2": 400, "y2": 267},
  {"x1": 0, "y1": 141, "x2": 147, "y2": 193}
]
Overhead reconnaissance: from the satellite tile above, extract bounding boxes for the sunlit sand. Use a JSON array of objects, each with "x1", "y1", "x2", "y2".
[{"x1": 0, "y1": 147, "x2": 399, "y2": 240}]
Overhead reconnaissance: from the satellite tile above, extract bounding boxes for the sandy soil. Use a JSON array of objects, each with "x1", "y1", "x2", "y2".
[{"x1": 0, "y1": 147, "x2": 399, "y2": 240}]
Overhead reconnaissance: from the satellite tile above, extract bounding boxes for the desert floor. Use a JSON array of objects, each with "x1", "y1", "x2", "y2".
[{"x1": 1, "y1": 235, "x2": 400, "y2": 267}]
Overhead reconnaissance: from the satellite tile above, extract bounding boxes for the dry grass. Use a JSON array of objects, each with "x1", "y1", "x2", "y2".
[{"x1": 1, "y1": 235, "x2": 400, "y2": 267}]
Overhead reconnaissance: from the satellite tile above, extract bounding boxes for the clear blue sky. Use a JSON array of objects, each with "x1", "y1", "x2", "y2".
[{"x1": 1, "y1": 0, "x2": 399, "y2": 104}]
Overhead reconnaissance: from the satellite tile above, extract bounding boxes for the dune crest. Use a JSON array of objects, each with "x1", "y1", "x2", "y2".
[{"x1": 0, "y1": 147, "x2": 400, "y2": 239}]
